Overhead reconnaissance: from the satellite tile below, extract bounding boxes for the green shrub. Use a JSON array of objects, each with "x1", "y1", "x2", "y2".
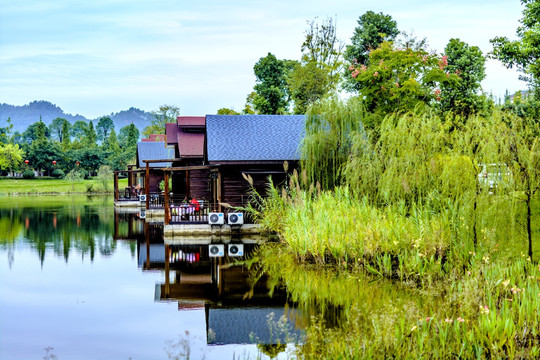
[
  {"x1": 22, "y1": 170, "x2": 35, "y2": 179},
  {"x1": 52, "y1": 169, "x2": 65, "y2": 178},
  {"x1": 76, "y1": 169, "x2": 89, "y2": 179}
]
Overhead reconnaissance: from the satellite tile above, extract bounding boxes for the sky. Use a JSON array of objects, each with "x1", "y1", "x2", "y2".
[{"x1": 0, "y1": 0, "x2": 527, "y2": 119}]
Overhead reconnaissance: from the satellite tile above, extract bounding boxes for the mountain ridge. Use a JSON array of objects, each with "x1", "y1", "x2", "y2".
[{"x1": 0, "y1": 100, "x2": 153, "y2": 132}]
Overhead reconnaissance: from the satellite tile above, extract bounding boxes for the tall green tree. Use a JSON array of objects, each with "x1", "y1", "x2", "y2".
[
  {"x1": 85, "y1": 121, "x2": 97, "y2": 147},
  {"x1": 491, "y1": 0, "x2": 540, "y2": 88},
  {"x1": 251, "y1": 53, "x2": 293, "y2": 114},
  {"x1": 71, "y1": 120, "x2": 88, "y2": 142},
  {"x1": 27, "y1": 139, "x2": 62, "y2": 176},
  {"x1": 0, "y1": 118, "x2": 14, "y2": 145},
  {"x1": 142, "y1": 105, "x2": 180, "y2": 137},
  {"x1": 49, "y1": 117, "x2": 67, "y2": 142},
  {"x1": 440, "y1": 38, "x2": 487, "y2": 117},
  {"x1": 118, "y1": 124, "x2": 139, "y2": 149},
  {"x1": 96, "y1": 116, "x2": 114, "y2": 143},
  {"x1": 289, "y1": 17, "x2": 343, "y2": 114},
  {"x1": 22, "y1": 119, "x2": 49, "y2": 145},
  {"x1": 343, "y1": 11, "x2": 399, "y2": 92},
  {"x1": 61, "y1": 119, "x2": 71, "y2": 150}
]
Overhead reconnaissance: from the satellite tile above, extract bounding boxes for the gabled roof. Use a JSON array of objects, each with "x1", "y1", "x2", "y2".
[
  {"x1": 165, "y1": 123, "x2": 179, "y2": 145},
  {"x1": 206, "y1": 115, "x2": 305, "y2": 162},
  {"x1": 178, "y1": 131, "x2": 204, "y2": 157},
  {"x1": 136, "y1": 141, "x2": 175, "y2": 168},
  {"x1": 177, "y1": 116, "x2": 205, "y2": 128},
  {"x1": 208, "y1": 306, "x2": 304, "y2": 344}
]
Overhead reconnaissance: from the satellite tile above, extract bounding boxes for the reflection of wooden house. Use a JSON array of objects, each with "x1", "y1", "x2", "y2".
[{"x1": 205, "y1": 115, "x2": 305, "y2": 208}]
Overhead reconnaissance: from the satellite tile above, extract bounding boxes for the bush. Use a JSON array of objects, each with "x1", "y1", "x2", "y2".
[
  {"x1": 80, "y1": 169, "x2": 89, "y2": 179},
  {"x1": 22, "y1": 170, "x2": 35, "y2": 179},
  {"x1": 52, "y1": 169, "x2": 65, "y2": 178}
]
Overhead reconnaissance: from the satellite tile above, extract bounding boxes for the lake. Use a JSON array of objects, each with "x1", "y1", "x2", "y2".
[{"x1": 0, "y1": 196, "x2": 300, "y2": 360}]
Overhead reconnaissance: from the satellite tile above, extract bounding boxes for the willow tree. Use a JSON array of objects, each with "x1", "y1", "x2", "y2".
[
  {"x1": 301, "y1": 96, "x2": 365, "y2": 190},
  {"x1": 497, "y1": 114, "x2": 540, "y2": 258}
]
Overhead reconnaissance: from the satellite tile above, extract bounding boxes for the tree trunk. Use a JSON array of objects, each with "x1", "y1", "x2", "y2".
[{"x1": 527, "y1": 191, "x2": 533, "y2": 259}]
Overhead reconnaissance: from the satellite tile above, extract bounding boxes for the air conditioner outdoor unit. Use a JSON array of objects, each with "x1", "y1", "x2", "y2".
[
  {"x1": 139, "y1": 210, "x2": 146, "y2": 219},
  {"x1": 228, "y1": 212, "x2": 244, "y2": 225},
  {"x1": 228, "y1": 244, "x2": 244, "y2": 257},
  {"x1": 208, "y1": 244, "x2": 225, "y2": 257},
  {"x1": 208, "y1": 212, "x2": 224, "y2": 225},
  {"x1": 138, "y1": 194, "x2": 147, "y2": 202}
]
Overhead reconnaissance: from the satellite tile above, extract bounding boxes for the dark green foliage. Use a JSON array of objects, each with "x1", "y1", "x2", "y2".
[
  {"x1": 491, "y1": 0, "x2": 540, "y2": 87},
  {"x1": 252, "y1": 53, "x2": 294, "y2": 114},
  {"x1": 49, "y1": 117, "x2": 67, "y2": 142},
  {"x1": 22, "y1": 170, "x2": 35, "y2": 179},
  {"x1": 68, "y1": 148, "x2": 106, "y2": 176},
  {"x1": 440, "y1": 38, "x2": 488, "y2": 117},
  {"x1": 85, "y1": 121, "x2": 97, "y2": 147},
  {"x1": 61, "y1": 119, "x2": 71, "y2": 148},
  {"x1": 26, "y1": 139, "x2": 63, "y2": 175},
  {"x1": 71, "y1": 120, "x2": 88, "y2": 142},
  {"x1": 22, "y1": 120, "x2": 50, "y2": 144},
  {"x1": 52, "y1": 169, "x2": 65, "y2": 178},
  {"x1": 96, "y1": 116, "x2": 114, "y2": 142}
]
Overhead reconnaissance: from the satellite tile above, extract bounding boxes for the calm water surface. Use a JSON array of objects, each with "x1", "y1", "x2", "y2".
[{"x1": 0, "y1": 196, "x2": 297, "y2": 360}]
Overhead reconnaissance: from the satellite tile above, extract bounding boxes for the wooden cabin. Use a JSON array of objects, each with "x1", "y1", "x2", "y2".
[
  {"x1": 205, "y1": 114, "x2": 305, "y2": 208},
  {"x1": 165, "y1": 116, "x2": 211, "y2": 200},
  {"x1": 136, "y1": 141, "x2": 175, "y2": 194}
]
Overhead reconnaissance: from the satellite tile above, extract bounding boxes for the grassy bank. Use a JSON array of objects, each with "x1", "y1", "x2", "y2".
[
  {"x1": 0, "y1": 177, "x2": 128, "y2": 195},
  {"x1": 246, "y1": 176, "x2": 540, "y2": 357},
  {"x1": 254, "y1": 245, "x2": 540, "y2": 359}
]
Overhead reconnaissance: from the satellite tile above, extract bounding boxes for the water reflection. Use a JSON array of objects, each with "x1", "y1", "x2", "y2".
[
  {"x1": 135, "y1": 220, "x2": 305, "y2": 348},
  {"x1": 1, "y1": 196, "x2": 440, "y2": 359},
  {"x1": 0, "y1": 196, "x2": 124, "y2": 265}
]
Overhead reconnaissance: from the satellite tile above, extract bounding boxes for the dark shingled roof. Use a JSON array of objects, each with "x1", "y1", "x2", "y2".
[
  {"x1": 137, "y1": 141, "x2": 175, "y2": 168},
  {"x1": 207, "y1": 307, "x2": 304, "y2": 344},
  {"x1": 206, "y1": 115, "x2": 305, "y2": 162}
]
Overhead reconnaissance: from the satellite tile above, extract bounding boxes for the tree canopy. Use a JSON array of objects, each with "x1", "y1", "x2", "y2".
[
  {"x1": 491, "y1": 0, "x2": 540, "y2": 88},
  {"x1": 251, "y1": 53, "x2": 295, "y2": 114},
  {"x1": 343, "y1": 11, "x2": 399, "y2": 92}
]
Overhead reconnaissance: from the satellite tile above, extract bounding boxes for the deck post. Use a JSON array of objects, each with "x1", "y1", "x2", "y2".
[
  {"x1": 145, "y1": 162, "x2": 150, "y2": 210},
  {"x1": 165, "y1": 244, "x2": 170, "y2": 297},
  {"x1": 114, "y1": 172, "x2": 119, "y2": 201},
  {"x1": 127, "y1": 166, "x2": 133, "y2": 188},
  {"x1": 145, "y1": 222, "x2": 150, "y2": 270},
  {"x1": 164, "y1": 171, "x2": 170, "y2": 225},
  {"x1": 217, "y1": 170, "x2": 222, "y2": 212},
  {"x1": 186, "y1": 170, "x2": 190, "y2": 198},
  {"x1": 113, "y1": 211, "x2": 119, "y2": 240}
]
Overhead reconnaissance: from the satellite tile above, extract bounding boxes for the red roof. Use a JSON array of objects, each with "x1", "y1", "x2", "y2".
[
  {"x1": 178, "y1": 131, "x2": 204, "y2": 157},
  {"x1": 142, "y1": 134, "x2": 166, "y2": 142},
  {"x1": 165, "y1": 123, "x2": 179, "y2": 144},
  {"x1": 177, "y1": 116, "x2": 205, "y2": 128}
]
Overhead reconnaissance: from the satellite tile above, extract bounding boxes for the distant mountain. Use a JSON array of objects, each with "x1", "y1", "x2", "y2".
[{"x1": 0, "y1": 100, "x2": 152, "y2": 133}]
